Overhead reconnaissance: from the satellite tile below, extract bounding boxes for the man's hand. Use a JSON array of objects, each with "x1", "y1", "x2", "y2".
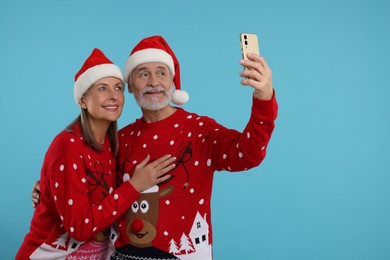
[
  {"x1": 240, "y1": 53, "x2": 274, "y2": 100},
  {"x1": 31, "y1": 181, "x2": 40, "y2": 208}
]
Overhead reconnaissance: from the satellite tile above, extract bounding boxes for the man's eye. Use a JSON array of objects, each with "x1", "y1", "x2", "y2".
[{"x1": 139, "y1": 72, "x2": 149, "y2": 78}]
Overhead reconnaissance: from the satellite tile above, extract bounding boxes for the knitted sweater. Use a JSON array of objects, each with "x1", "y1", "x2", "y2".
[
  {"x1": 16, "y1": 123, "x2": 139, "y2": 260},
  {"x1": 112, "y1": 95, "x2": 278, "y2": 260}
]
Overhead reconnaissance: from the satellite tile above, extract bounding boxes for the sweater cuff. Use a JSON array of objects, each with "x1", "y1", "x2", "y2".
[
  {"x1": 252, "y1": 90, "x2": 278, "y2": 122},
  {"x1": 116, "y1": 181, "x2": 140, "y2": 205}
]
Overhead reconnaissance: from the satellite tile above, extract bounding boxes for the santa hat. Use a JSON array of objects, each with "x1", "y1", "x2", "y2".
[
  {"x1": 125, "y1": 35, "x2": 189, "y2": 105},
  {"x1": 74, "y1": 48, "x2": 124, "y2": 106}
]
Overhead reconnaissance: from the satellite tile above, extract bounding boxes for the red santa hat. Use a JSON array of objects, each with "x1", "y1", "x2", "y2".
[
  {"x1": 125, "y1": 35, "x2": 189, "y2": 105},
  {"x1": 74, "y1": 48, "x2": 124, "y2": 106}
]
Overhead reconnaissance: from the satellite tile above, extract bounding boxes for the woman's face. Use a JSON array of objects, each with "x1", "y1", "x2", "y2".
[{"x1": 80, "y1": 76, "x2": 125, "y2": 125}]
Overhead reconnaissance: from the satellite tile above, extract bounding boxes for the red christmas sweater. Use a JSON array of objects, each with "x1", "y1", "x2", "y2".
[
  {"x1": 16, "y1": 123, "x2": 139, "y2": 260},
  {"x1": 112, "y1": 95, "x2": 278, "y2": 260}
]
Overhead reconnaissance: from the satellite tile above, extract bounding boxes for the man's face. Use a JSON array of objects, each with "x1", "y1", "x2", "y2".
[{"x1": 129, "y1": 62, "x2": 174, "y2": 111}]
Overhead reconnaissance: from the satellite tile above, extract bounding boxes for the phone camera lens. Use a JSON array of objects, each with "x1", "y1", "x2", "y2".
[
  {"x1": 245, "y1": 40, "x2": 248, "y2": 46},
  {"x1": 244, "y1": 35, "x2": 247, "y2": 39}
]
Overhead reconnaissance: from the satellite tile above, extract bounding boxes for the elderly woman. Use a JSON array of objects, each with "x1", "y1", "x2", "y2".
[{"x1": 16, "y1": 48, "x2": 175, "y2": 259}]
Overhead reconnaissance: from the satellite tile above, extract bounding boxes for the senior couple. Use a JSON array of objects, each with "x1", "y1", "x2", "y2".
[{"x1": 17, "y1": 35, "x2": 278, "y2": 259}]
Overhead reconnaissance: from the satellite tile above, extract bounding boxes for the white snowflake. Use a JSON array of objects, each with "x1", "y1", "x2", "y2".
[
  {"x1": 206, "y1": 159, "x2": 211, "y2": 166},
  {"x1": 123, "y1": 173, "x2": 130, "y2": 182}
]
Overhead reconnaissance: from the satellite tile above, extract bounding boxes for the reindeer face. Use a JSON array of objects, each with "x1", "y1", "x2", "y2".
[{"x1": 125, "y1": 186, "x2": 174, "y2": 248}]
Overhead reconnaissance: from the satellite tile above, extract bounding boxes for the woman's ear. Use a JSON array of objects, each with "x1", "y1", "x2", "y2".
[{"x1": 79, "y1": 97, "x2": 87, "y2": 109}]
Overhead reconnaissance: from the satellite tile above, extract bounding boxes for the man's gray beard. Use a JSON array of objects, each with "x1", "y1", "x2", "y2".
[{"x1": 134, "y1": 85, "x2": 173, "y2": 111}]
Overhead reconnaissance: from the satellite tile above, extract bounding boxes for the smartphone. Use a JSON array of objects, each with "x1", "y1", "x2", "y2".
[{"x1": 240, "y1": 33, "x2": 260, "y2": 70}]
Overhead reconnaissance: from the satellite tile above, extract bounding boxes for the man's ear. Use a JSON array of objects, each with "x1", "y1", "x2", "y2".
[{"x1": 127, "y1": 82, "x2": 134, "y2": 94}]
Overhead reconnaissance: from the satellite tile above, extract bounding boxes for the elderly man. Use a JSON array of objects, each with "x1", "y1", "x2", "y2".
[{"x1": 110, "y1": 35, "x2": 278, "y2": 260}]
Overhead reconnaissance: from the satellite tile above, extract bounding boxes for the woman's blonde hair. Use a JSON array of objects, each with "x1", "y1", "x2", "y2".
[{"x1": 65, "y1": 109, "x2": 119, "y2": 156}]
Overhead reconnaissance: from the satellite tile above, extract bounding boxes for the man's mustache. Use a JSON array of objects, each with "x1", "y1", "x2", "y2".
[{"x1": 142, "y1": 86, "x2": 167, "y2": 95}]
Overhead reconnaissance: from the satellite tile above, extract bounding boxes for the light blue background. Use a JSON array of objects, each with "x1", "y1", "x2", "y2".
[{"x1": 1, "y1": 0, "x2": 389, "y2": 259}]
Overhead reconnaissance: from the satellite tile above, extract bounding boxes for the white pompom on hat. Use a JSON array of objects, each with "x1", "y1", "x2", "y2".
[
  {"x1": 125, "y1": 35, "x2": 189, "y2": 105},
  {"x1": 74, "y1": 48, "x2": 124, "y2": 106}
]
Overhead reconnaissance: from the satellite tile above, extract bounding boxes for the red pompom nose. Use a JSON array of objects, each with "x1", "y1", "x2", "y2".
[{"x1": 131, "y1": 219, "x2": 143, "y2": 232}]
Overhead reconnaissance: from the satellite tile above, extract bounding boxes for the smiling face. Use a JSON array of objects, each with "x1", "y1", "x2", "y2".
[
  {"x1": 129, "y1": 62, "x2": 174, "y2": 111},
  {"x1": 126, "y1": 193, "x2": 159, "y2": 247},
  {"x1": 80, "y1": 76, "x2": 124, "y2": 126},
  {"x1": 125, "y1": 186, "x2": 174, "y2": 248}
]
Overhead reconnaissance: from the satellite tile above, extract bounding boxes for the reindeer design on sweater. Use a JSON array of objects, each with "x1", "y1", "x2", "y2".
[{"x1": 112, "y1": 185, "x2": 180, "y2": 260}]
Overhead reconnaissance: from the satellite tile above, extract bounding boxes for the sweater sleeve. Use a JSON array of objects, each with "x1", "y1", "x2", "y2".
[
  {"x1": 206, "y1": 93, "x2": 278, "y2": 172},
  {"x1": 47, "y1": 152, "x2": 139, "y2": 242}
]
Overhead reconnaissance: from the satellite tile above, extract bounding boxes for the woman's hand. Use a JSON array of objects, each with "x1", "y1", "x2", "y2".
[{"x1": 129, "y1": 154, "x2": 176, "y2": 192}]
